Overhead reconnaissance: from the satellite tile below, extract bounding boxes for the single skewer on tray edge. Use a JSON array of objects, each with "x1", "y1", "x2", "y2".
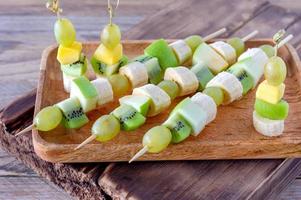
[
  {"x1": 15, "y1": 27, "x2": 228, "y2": 137},
  {"x1": 74, "y1": 30, "x2": 260, "y2": 151},
  {"x1": 129, "y1": 33, "x2": 293, "y2": 163}
]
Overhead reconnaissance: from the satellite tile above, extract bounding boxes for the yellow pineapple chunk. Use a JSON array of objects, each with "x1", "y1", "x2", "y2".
[
  {"x1": 57, "y1": 41, "x2": 82, "y2": 65},
  {"x1": 94, "y1": 44, "x2": 122, "y2": 65},
  {"x1": 256, "y1": 80, "x2": 285, "y2": 104}
]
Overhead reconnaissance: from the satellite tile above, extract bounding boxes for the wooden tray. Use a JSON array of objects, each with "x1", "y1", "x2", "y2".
[{"x1": 33, "y1": 39, "x2": 301, "y2": 163}]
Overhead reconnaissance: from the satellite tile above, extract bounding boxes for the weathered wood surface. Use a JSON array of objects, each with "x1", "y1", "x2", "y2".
[{"x1": 1, "y1": 0, "x2": 301, "y2": 199}]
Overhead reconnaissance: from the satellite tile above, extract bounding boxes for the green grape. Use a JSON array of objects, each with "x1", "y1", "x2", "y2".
[
  {"x1": 34, "y1": 106, "x2": 62, "y2": 131},
  {"x1": 158, "y1": 80, "x2": 179, "y2": 100},
  {"x1": 108, "y1": 74, "x2": 130, "y2": 97},
  {"x1": 142, "y1": 126, "x2": 172, "y2": 153},
  {"x1": 203, "y1": 87, "x2": 224, "y2": 106},
  {"x1": 101, "y1": 23, "x2": 121, "y2": 49},
  {"x1": 92, "y1": 115, "x2": 120, "y2": 142},
  {"x1": 227, "y1": 37, "x2": 245, "y2": 57},
  {"x1": 54, "y1": 18, "x2": 76, "y2": 47},
  {"x1": 260, "y1": 45, "x2": 275, "y2": 58},
  {"x1": 184, "y1": 35, "x2": 203, "y2": 52},
  {"x1": 264, "y1": 56, "x2": 287, "y2": 85}
]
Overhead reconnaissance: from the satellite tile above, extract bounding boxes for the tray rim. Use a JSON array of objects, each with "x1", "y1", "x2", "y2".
[{"x1": 32, "y1": 39, "x2": 301, "y2": 163}]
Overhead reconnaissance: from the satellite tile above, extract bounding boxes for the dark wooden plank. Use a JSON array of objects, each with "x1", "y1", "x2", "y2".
[
  {"x1": 280, "y1": 179, "x2": 301, "y2": 200},
  {"x1": 100, "y1": 0, "x2": 301, "y2": 199}
]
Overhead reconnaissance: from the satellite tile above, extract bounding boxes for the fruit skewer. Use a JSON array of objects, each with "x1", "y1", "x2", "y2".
[
  {"x1": 253, "y1": 31, "x2": 292, "y2": 136},
  {"x1": 74, "y1": 31, "x2": 259, "y2": 150},
  {"x1": 15, "y1": 29, "x2": 228, "y2": 136},
  {"x1": 129, "y1": 32, "x2": 293, "y2": 163}
]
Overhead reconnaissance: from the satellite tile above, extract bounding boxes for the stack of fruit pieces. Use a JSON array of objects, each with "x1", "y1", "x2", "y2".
[
  {"x1": 253, "y1": 55, "x2": 289, "y2": 136},
  {"x1": 54, "y1": 18, "x2": 88, "y2": 92},
  {"x1": 91, "y1": 23, "x2": 128, "y2": 77}
]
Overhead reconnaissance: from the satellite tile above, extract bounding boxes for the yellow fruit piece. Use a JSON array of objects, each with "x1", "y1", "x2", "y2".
[
  {"x1": 94, "y1": 44, "x2": 123, "y2": 65},
  {"x1": 57, "y1": 41, "x2": 82, "y2": 65},
  {"x1": 256, "y1": 80, "x2": 285, "y2": 104}
]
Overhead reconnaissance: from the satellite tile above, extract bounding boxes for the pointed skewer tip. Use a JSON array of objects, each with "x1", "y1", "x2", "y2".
[
  {"x1": 129, "y1": 146, "x2": 148, "y2": 163},
  {"x1": 15, "y1": 124, "x2": 34, "y2": 137},
  {"x1": 74, "y1": 135, "x2": 97, "y2": 151}
]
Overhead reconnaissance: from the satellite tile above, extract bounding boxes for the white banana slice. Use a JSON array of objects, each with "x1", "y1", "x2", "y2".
[
  {"x1": 164, "y1": 66, "x2": 199, "y2": 96},
  {"x1": 119, "y1": 61, "x2": 148, "y2": 88},
  {"x1": 253, "y1": 111, "x2": 284, "y2": 137},
  {"x1": 91, "y1": 78, "x2": 114, "y2": 106},
  {"x1": 191, "y1": 92, "x2": 217, "y2": 124},
  {"x1": 210, "y1": 41, "x2": 237, "y2": 65},
  {"x1": 169, "y1": 40, "x2": 192, "y2": 64},
  {"x1": 206, "y1": 71, "x2": 243, "y2": 104},
  {"x1": 238, "y1": 48, "x2": 269, "y2": 87},
  {"x1": 133, "y1": 84, "x2": 171, "y2": 117}
]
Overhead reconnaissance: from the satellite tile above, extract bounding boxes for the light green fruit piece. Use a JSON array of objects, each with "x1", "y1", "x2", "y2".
[
  {"x1": 260, "y1": 45, "x2": 275, "y2": 58},
  {"x1": 92, "y1": 114, "x2": 120, "y2": 142},
  {"x1": 101, "y1": 23, "x2": 121, "y2": 49},
  {"x1": 144, "y1": 39, "x2": 178, "y2": 70},
  {"x1": 54, "y1": 18, "x2": 76, "y2": 47},
  {"x1": 119, "y1": 95, "x2": 151, "y2": 116},
  {"x1": 134, "y1": 55, "x2": 163, "y2": 84},
  {"x1": 192, "y1": 42, "x2": 229, "y2": 74},
  {"x1": 203, "y1": 87, "x2": 224, "y2": 106},
  {"x1": 56, "y1": 97, "x2": 89, "y2": 129},
  {"x1": 70, "y1": 76, "x2": 98, "y2": 112},
  {"x1": 61, "y1": 54, "x2": 87, "y2": 77},
  {"x1": 170, "y1": 97, "x2": 207, "y2": 136},
  {"x1": 157, "y1": 80, "x2": 179, "y2": 100},
  {"x1": 108, "y1": 74, "x2": 131, "y2": 97},
  {"x1": 112, "y1": 104, "x2": 146, "y2": 131},
  {"x1": 264, "y1": 56, "x2": 287, "y2": 86},
  {"x1": 91, "y1": 55, "x2": 128, "y2": 76},
  {"x1": 184, "y1": 35, "x2": 203, "y2": 52},
  {"x1": 191, "y1": 62, "x2": 214, "y2": 91},
  {"x1": 143, "y1": 125, "x2": 172, "y2": 153},
  {"x1": 163, "y1": 113, "x2": 191, "y2": 143},
  {"x1": 255, "y1": 98, "x2": 289, "y2": 120},
  {"x1": 227, "y1": 63, "x2": 254, "y2": 95},
  {"x1": 227, "y1": 37, "x2": 245, "y2": 57},
  {"x1": 34, "y1": 106, "x2": 62, "y2": 131}
]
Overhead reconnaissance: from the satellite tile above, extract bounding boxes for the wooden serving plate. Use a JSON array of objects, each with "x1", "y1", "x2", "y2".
[{"x1": 33, "y1": 39, "x2": 301, "y2": 163}]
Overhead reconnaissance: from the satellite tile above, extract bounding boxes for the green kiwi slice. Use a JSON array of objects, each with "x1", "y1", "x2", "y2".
[
  {"x1": 61, "y1": 54, "x2": 87, "y2": 77},
  {"x1": 191, "y1": 62, "x2": 214, "y2": 91},
  {"x1": 91, "y1": 55, "x2": 128, "y2": 76},
  {"x1": 255, "y1": 98, "x2": 289, "y2": 120}
]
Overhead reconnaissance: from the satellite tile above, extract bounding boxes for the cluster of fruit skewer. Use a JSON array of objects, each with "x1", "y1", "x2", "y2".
[{"x1": 17, "y1": 28, "x2": 257, "y2": 137}]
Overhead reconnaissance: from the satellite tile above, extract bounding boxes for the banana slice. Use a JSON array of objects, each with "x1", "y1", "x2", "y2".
[
  {"x1": 238, "y1": 48, "x2": 269, "y2": 87},
  {"x1": 253, "y1": 111, "x2": 284, "y2": 137},
  {"x1": 91, "y1": 78, "x2": 114, "y2": 106},
  {"x1": 191, "y1": 92, "x2": 217, "y2": 124},
  {"x1": 169, "y1": 40, "x2": 192, "y2": 64},
  {"x1": 210, "y1": 41, "x2": 237, "y2": 65},
  {"x1": 119, "y1": 62, "x2": 148, "y2": 88},
  {"x1": 164, "y1": 67, "x2": 199, "y2": 96},
  {"x1": 62, "y1": 73, "x2": 75, "y2": 93},
  {"x1": 206, "y1": 72, "x2": 243, "y2": 104},
  {"x1": 133, "y1": 84, "x2": 171, "y2": 117}
]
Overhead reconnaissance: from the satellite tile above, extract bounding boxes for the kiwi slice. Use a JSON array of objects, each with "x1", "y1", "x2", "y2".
[
  {"x1": 119, "y1": 95, "x2": 151, "y2": 116},
  {"x1": 191, "y1": 62, "x2": 214, "y2": 91},
  {"x1": 91, "y1": 55, "x2": 128, "y2": 76},
  {"x1": 56, "y1": 97, "x2": 89, "y2": 129},
  {"x1": 144, "y1": 39, "x2": 178, "y2": 70},
  {"x1": 134, "y1": 55, "x2": 163, "y2": 84},
  {"x1": 70, "y1": 76, "x2": 98, "y2": 112},
  {"x1": 163, "y1": 113, "x2": 192, "y2": 143},
  {"x1": 227, "y1": 63, "x2": 254, "y2": 95},
  {"x1": 255, "y1": 98, "x2": 289, "y2": 120},
  {"x1": 112, "y1": 104, "x2": 146, "y2": 131},
  {"x1": 61, "y1": 54, "x2": 87, "y2": 77}
]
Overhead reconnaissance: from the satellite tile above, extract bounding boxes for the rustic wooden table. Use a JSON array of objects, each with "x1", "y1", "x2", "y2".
[{"x1": 1, "y1": 0, "x2": 301, "y2": 199}]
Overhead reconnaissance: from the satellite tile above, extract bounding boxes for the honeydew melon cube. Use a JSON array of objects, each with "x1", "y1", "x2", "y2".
[
  {"x1": 70, "y1": 76, "x2": 98, "y2": 112},
  {"x1": 119, "y1": 95, "x2": 151, "y2": 116}
]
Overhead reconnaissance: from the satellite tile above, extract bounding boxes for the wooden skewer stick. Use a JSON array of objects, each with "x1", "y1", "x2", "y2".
[
  {"x1": 203, "y1": 28, "x2": 227, "y2": 42},
  {"x1": 15, "y1": 124, "x2": 34, "y2": 137},
  {"x1": 129, "y1": 146, "x2": 149, "y2": 163},
  {"x1": 277, "y1": 34, "x2": 293, "y2": 49},
  {"x1": 242, "y1": 30, "x2": 259, "y2": 42},
  {"x1": 74, "y1": 135, "x2": 97, "y2": 150}
]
